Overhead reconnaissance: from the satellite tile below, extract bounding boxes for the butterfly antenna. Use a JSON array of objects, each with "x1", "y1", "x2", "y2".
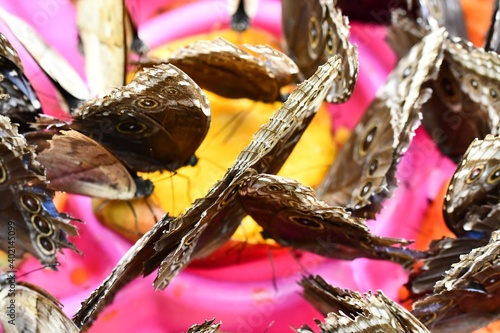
[
  {"x1": 289, "y1": 250, "x2": 312, "y2": 276},
  {"x1": 15, "y1": 263, "x2": 60, "y2": 279},
  {"x1": 262, "y1": 321, "x2": 275, "y2": 333},
  {"x1": 268, "y1": 248, "x2": 278, "y2": 292},
  {"x1": 125, "y1": 200, "x2": 142, "y2": 237}
]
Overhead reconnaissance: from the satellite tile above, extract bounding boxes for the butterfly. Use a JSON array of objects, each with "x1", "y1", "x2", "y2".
[
  {"x1": 237, "y1": 173, "x2": 419, "y2": 266},
  {"x1": 0, "y1": 115, "x2": 78, "y2": 266},
  {"x1": 0, "y1": 6, "x2": 90, "y2": 111},
  {"x1": 142, "y1": 37, "x2": 299, "y2": 103},
  {"x1": 0, "y1": 274, "x2": 79, "y2": 333},
  {"x1": 228, "y1": 0, "x2": 259, "y2": 32},
  {"x1": 281, "y1": 0, "x2": 359, "y2": 103},
  {"x1": 0, "y1": 31, "x2": 43, "y2": 133},
  {"x1": 409, "y1": 0, "x2": 468, "y2": 39},
  {"x1": 411, "y1": 229, "x2": 500, "y2": 333},
  {"x1": 387, "y1": 9, "x2": 500, "y2": 162},
  {"x1": 405, "y1": 134, "x2": 500, "y2": 298},
  {"x1": 76, "y1": 0, "x2": 148, "y2": 97},
  {"x1": 315, "y1": 27, "x2": 447, "y2": 219},
  {"x1": 70, "y1": 63, "x2": 211, "y2": 173},
  {"x1": 297, "y1": 275, "x2": 430, "y2": 333},
  {"x1": 73, "y1": 55, "x2": 342, "y2": 330}
]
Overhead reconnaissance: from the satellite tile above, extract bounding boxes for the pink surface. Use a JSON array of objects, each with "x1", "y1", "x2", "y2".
[{"x1": 0, "y1": 1, "x2": 457, "y2": 332}]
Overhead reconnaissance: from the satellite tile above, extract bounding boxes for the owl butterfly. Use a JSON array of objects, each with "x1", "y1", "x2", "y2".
[
  {"x1": 315, "y1": 27, "x2": 446, "y2": 219},
  {"x1": 70, "y1": 63, "x2": 211, "y2": 173},
  {"x1": 405, "y1": 135, "x2": 500, "y2": 298},
  {"x1": 282, "y1": 0, "x2": 358, "y2": 103},
  {"x1": 186, "y1": 319, "x2": 221, "y2": 333},
  {"x1": 0, "y1": 115, "x2": 78, "y2": 266},
  {"x1": 0, "y1": 31, "x2": 42, "y2": 133},
  {"x1": 228, "y1": 0, "x2": 259, "y2": 32},
  {"x1": 73, "y1": 56, "x2": 342, "y2": 330},
  {"x1": 76, "y1": 0, "x2": 148, "y2": 97},
  {"x1": 412, "y1": 230, "x2": 500, "y2": 333},
  {"x1": 0, "y1": 274, "x2": 79, "y2": 333},
  {"x1": 142, "y1": 37, "x2": 299, "y2": 103},
  {"x1": 387, "y1": 10, "x2": 500, "y2": 162},
  {"x1": 238, "y1": 174, "x2": 418, "y2": 265},
  {"x1": 297, "y1": 275, "x2": 430, "y2": 333},
  {"x1": 0, "y1": 6, "x2": 90, "y2": 110}
]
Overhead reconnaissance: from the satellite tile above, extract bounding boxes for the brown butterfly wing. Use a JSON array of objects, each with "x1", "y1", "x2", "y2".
[
  {"x1": 412, "y1": 230, "x2": 500, "y2": 333},
  {"x1": 71, "y1": 64, "x2": 211, "y2": 172},
  {"x1": 36, "y1": 130, "x2": 152, "y2": 199},
  {"x1": 0, "y1": 32, "x2": 42, "y2": 132},
  {"x1": 298, "y1": 276, "x2": 430, "y2": 333},
  {"x1": 0, "y1": 280, "x2": 79, "y2": 333},
  {"x1": 186, "y1": 319, "x2": 221, "y2": 333},
  {"x1": 0, "y1": 116, "x2": 78, "y2": 265},
  {"x1": 316, "y1": 28, "x2": 447, "y2": 219},
  {"x1": 238, "y1": 174, "x2": 418, "y2": 265},
  {"x1": 282, "y1": 0, "x2": 358, "y2": 103},
  {"x1": 444, "y1": 135, "x2": 500, "y2": 237},
  {"x1": 73, "y1": 56, "x2": 342, "y2": 330},
  {"x1": 160, "y1": 37, "x2": 298, "y2": 102}
]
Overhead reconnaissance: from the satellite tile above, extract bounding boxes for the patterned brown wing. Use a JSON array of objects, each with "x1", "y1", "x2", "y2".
[
  {"x1": 36, "y1": 130, "x2": 153, "y2": 200},
  {"x1": 298, "y1": 276, "x2": 430, "y2": 333},
  {"x1": 387, "y1": 12, "x2": 500, "y2": 162},
  {"x1": 444, "y1": 134, "x2": 500, "y2": 237},
  {"x1": 71, "y1": 64, "x2": 211, "y2": 173},
  {"x1": 0, "y1": 115, "x2": 78, "y2": 266},
  {"x1": 238, "y1": 174, "x2": 418, "y2": 266},
  {"x1": 316, "y1": 27, "x2": 446, "y2": 219},
  {"x1": 72, "y1": 56, "x2": 342, "y2": 330},
  {"x1": 0, "y1": 279, "x2": 79, "y2": 333},
  {"x1": 186, "y1": 319, "x2": 221, "y2": 333},
  {"x1": 422, "y1": 39, "x2": 500, "y2": 162},
  {"x1": 411, "y1": 0, "x2": 468, "y2": 39},
  {"x1": 145, "y1": 37, "x2": 298, "y2": 103},
  {"x1": 282, "y1": 0, "x2": 358, "y2": 103},
  {"x1": 0, "y1": 7, "x2": 90, "y2": 104},
  {"x1": 406, "y1": 135, "x2": 500, "y2": 299},
  {"x1": 0, "y1": 32, "x2": 42, "y2": 133},
  {"x1": 412, "y1": 230, "x2": 500, "y2": 333}
]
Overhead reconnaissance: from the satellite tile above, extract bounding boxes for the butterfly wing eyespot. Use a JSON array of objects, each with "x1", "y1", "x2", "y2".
[
  {"x1": 308, "y1": 16, "x2": 321, "y2": 49},
  {"x1": 359, "y1": 123, "x2": 378, "y2": 156},
  {"x1": 134, "y1": 97, "x2": 160, "y2": 109},
  {"x1": 358, "y1": 182, "x2": 372, "y2": 199},
  {"x1": 115, "y1": 120, "x2": 148, "y2": 134},
  {"x1": 36, "y1": 235, "x2": 56, "y2": 256},
  {"x1": 466, "y1": 164, "x2": 485, "y2": 183},
  {"x1": 489, "y1": 88, "x2": 498, "y2": 100},
  {"x1": 20, "y1": 193, "x2": 42, "y2": 214},
  {"x1": 289, "y1": 215, "x2": 324, "y2": 230},
  {"x1": 487, "y1": 166, "x2": 500, "y2": 184},
  {"x1": 31, "y1": 215, "x2": 54, "y2": 236},
  {"x1": 325, "y1": 28, "x2": 336, "y2": 55},
  {"x1": 162, "y1": 87, "x2": 179, "y2": 95},
  {"x1": 367, "y1": 159, "x2": 378, "y2": 176},
  {"x1": 267, "y1": 184, "x2": 282, "y2": 192},
  {"x1": 0, "y1": 160, "x2": 7, "y2": 183}
]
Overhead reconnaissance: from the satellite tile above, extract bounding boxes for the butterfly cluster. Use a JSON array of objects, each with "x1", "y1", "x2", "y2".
[{"x1": 0, "y1": 0, "x2": 498, "y2": 333}]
